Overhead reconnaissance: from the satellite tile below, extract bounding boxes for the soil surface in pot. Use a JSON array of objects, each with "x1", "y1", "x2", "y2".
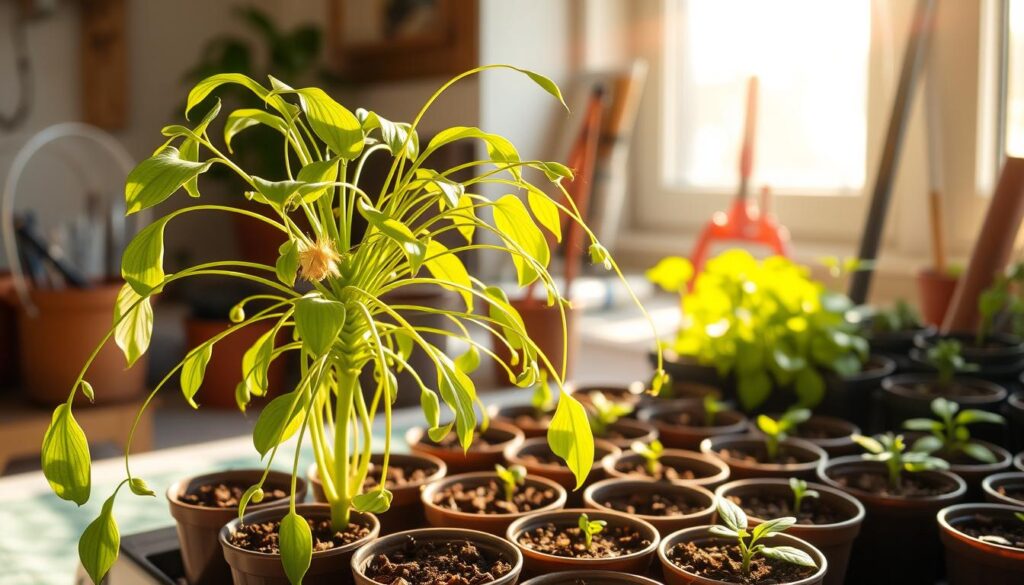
[
  {"x1": 599, "y1": 492, "x2": 706, "y2": 517},
  {"x1": 433, "y1": 479, "x2": 558, "y2": 514},
  {"x1": 519, "y1": 445, "x2": 612, "y2": 467},
  {"x1": 229, "y1": 517, "x2": 371, "y2": 553},
  {"x1": 892, "y1": 380, "x2": 994, "y2": 399},
  {"x1": 724, "y1": 494, "x2": 846, "y2": 525},
  {"x1": 716, "y1": 446, "x2": 810, "y2": 466},
  {"x1": 427, "y1": 431, "x2": 510, "y2": 449},
  {"x1": 517, "y1": 523, "x2": 651, "y2": 559},
  {"x1": 955, "y1": 513, "x2": 1024, "y2": 549},
  {"x1": 790, "y1": 424, "x2": 848, "y2": 441},
  {"x1": 511, "y1": 411, "x2": 552, "y2": 428},
  {"x1": 654, "y1": 411, "x2": 729, "y2": 428},
  {"x1": 179, "y1": 481, "x2": 286, "y2": 508},
  {"x1": 833, "y1": 470, "x2": 955, "y2": 498},
  {"x1": 995, "y1": 484, "x2": 1024, "y2": 504},
  {"x1": 364, "y1": 461, "x2": 438, "y2": 490},
  {"x1": 615, "y1": 460, "x2": 702, "y2": 482},
  {"x1": 668, "y1": 542, "x2": 816, "y2": 585},
  {"x1": 595, "y1": 426, "x2": 647, "y2": 442},
  {"x1": 364, "y1": 535, "x2": 513, "y2": 585}
]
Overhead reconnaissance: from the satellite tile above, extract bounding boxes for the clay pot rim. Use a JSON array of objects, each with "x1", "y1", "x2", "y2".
[
  {"x1": 1015, "y1": 452, "x2": 1024, "y2": 472},
  {"x1": 637, "y1": 401, "x2": 748, "y2": 433},
  {"x1": 420, "y1": 471, "x2": 568, "y2": 521},
  {"x1": 568, "y1": 382, "x2": 648, "y2": 402},
  {"x1": 350, "y1": 527, "x2": 523, "y2": 585},
  {"x1": 405, "y1": 420, "x2": 525, "y2": 454},
  {"x1": 699, "y1": 435, "x2": 827, "y2": 472},
  {"x1": 818, "y1": 455, "x2": 967, "y2": 503},
  {"x1": 881, "y1": 373, "x2": 1008, "y2": 404},
  {"x1": 657, "y1": 525, "x2": 828, "y2": 585},
  {"x1": 981, "y1": 472, "x2": 1024, "y2": 506},
  {"x1": 166, "y1": 468, "x2": 302, "y2": 513},
  {"x1": 602, "y1": 418, "x2": 657, "y2": 437},
  {"x1": 915, "y1": 330, "x2": 1024, "y2": 357},
  {"x1": 306, "y1": 451, "x2": 447, "y2": 493},
  {"x1": 519, "y1": 570, "x2": 663, "y2": 585},
  {"x1": 505, "y1": 436, "x2": 622, "y2": 472},
  {"x1": 603, "y1": 448, "x2": 730, "y2": 485},
  {"x1": 755, "y1": 414, "x2": 860, "y2": 450},
  {"x1": 839, "y1": 353, "x2": 897, "y2": 382},
  {"x1": 582, "y1": 478, "x2": 716, "y2": 522},
  {"x1": 942, "y1": 439, "x2": 1013, "y2": 474},
  {"x1": 1009, "y1": 391, "x2": 1024, "y2": 409},
  {"x1": 713, "y1": 478, "x2": 865, "y2": 531},
  {"x1": 506, "y1": 507, "x2": 660, "y2": 566},
  {"x1": 938, "y1": 502, "x2": 1024, "y2": 555},
  {"x1": 219, "y1": 503, "x2": 379, "y2": 559}
]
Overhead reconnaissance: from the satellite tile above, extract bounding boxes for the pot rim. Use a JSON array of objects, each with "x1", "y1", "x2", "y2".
[
  {"x1": 307, "y1": 452, "x2": 447, "y2": 492},
  {"x1": 981, "y1": 471, "x2": 1024, "y2": 505},
  {"x1": 915, "y1": 331, "x2": 1024, "y2": 355},
  {"x1": 1009, "y1": 390, "x2": 1024, "y2": 408},
  {"x1": 583, "y1": 478, "x2": 716, "y2": 522},
  {"x1": 568, "y1": 381, "x2": 648, "y2": 401},
  {"x1": 505, "y1": 436, "x2": 622, "y2": 472},
  {"x1": 699, "y1": 435, "x2": 827, "y2": 472},
  {"x1": 817, "y1": 455, "x2": 968, "y2": 503},
  {"x1": 506, "y1": 507, "x2": 660, "y2": 567},
  {"x1": 1015, "y1": 451, "x2": 1024, "y2": 472},
  {"x1": 167, "y1": 468, "x2": 303, "y2": 513},
  {"x1": 937, "y1": 502, "x2": 1024, "y2": 555},
  {"x1": 219, "y1": 503, "x2": 378, "y2": 559},
  {"x1": 943, "y1": 439, "x2": 1013, "y2": 474},
  {"x1": 839, "y1": 353, "x2": 896, "y2": 382},
  {"x1": 519, "y1": 570, "x2": 663, "y2": 585},
  {"x1": 713, "y1": 478, "x2": 865, "y2": 531},
  {"x1": 405, "y1": 420, "x2": 525, "y2": 454},
  {"x1": 880, "y1": 373, "x2": 1008, "y2": 404},
  {"x1": 657, "y1": 525, "x2": 828, "y2": 585},
  {"x1": 637, "y1": 402, "x2": 748, "y2": 432},
  {"x1": 753, "y1": 414, "x2": 859, "y2": 450},
  {"x1": 420, "y1": 471, "x2": 568, "y2": 521},
  {"x1": 603, "y1": 448, "x2": 730, "y2": 485}
]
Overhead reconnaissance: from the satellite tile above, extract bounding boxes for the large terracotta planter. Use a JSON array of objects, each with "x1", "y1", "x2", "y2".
[
  {"x1": 421, "y1": 471, "x2": 567, "y2": 534},
  {"x1": 637, "y1": 401, "x2": 748, "y2": 451},
  {"x1": 184, "y1": 317, "x2": 287, "y2": 409},
  {"x1": 504, "y1": 437, "x2": 621, "y2": 506},
  {"x1": 0, "y1": 272, "x2": 18, "y2": 388},
  {"x1": 916, "y1": 268, "x2": 960, "y2": 327},
  {"x1": 583, "y1": 478, "x2": 715, "y2": 535},
  {"x1": 602, "y1": 448, "x2": 729, "y2": 490},
  {"x1": 982, "y1": 472, "x2": 1024, "y2": 506},
  {"x1": 407, "y1": 421, "x2": 524, "y2": 474},
  {"x1": 938, "y1": 503, "x2": 1024, "y2": 585},
  {"x1": 699, "y1": 435, "x2": 826, "y2": 481}
]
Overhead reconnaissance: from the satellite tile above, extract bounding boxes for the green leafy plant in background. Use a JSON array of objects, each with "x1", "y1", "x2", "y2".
[
  {"x1": 495, "y1": 464, "x2": 527, "y2": 502},
  {"x1": 587, "y1": 391, "x2": 634, "y2": 435},
  {"x1": 853, "y1": 433, "x2": 949, "y2": 491},
  {"x1": 531, "y1": 370, "x2": 554, "y2": 416},
  {"x1": 578, "y1": 512, "x2": 607, "y2": 550},
  {"x1": 708, "y1": 497, "x2": 816, "y2": 576},
  {"x1": 631, "y1": 439, "x2": 664, "y2": 475},
  {"x1": 976, "y1": 262, "x2": 1024, "y2": 345},
  {"x1": 40, "y1": 65, "x2": 665, "y2": 584},
  {"x1": 904, "y1": 397, "x2": 1006, "y2": 463},
  {"x1": 789, "y1": 478, "x2": 818, "y2": 514},
  {"x1": 756, "y1": 409, "x2": 810, "y2": 462},
  {"x1": 869, "y1": 299, "x2": 922, "y2": 334},
  {"x1": 925, "y1": 340, "x2": 979, "y2": 385},
  {"x1": 647, "y1": 250, "x2": 868, "y2": 412},
  {"x1": 703, "y1": 394, "x2": 727, "y2": 426}
]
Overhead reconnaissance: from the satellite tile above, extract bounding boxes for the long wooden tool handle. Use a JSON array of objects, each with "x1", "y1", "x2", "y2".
[
  {"x1": 928, "y1": 189, "x2": 946, "y2": 274},
  {"x1": 738, "y1": 76, "x2": 759, "y2": 199}
]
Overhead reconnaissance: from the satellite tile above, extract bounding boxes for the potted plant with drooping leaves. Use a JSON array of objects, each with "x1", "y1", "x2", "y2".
[
  {"x1": 584, "y1": 391, "x2": 657, "y2": 449},
  {"x1": 638, "y1": 394, "x2": 749, "y2": 451},
  {"x1": 41, "y1": 65, "x2": 666, "y2": 585},
  {"x1": 701, "y1": 409, "x2": 826, "y2": 481},
  {"x1": 657, "y1": 496, "x2": 826, "y2": 585},
  {"x1": 938, "y1": 504, "x2": 1024, "y2": 584},
  {"x1": 602, "y1": 438, "x2": 729, "y2": 490},
  {"x1": 818, "y1": 433, "x2": 966, "y2": 585}
]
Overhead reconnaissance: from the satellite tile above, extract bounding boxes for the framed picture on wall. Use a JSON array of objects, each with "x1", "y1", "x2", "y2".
[{"x1": 328, "y1": 0, "x2": 478, "y2": 82}]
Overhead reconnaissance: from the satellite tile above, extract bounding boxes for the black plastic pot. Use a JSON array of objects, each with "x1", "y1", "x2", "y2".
[
  {"x1": 915, "y1": 331, "x2": 1024, "y2": 375},
  {"x1": 863, "y1": 324, "x2": 936, "y2": 372},
  {"x1": 699, "y1": 435, "x2": 826, "y2": 481},
  {"x1": 880, "y1": 374, "x2": 1007, "y2": 440},
  {"x1": 1015, "y1": 451, "x2": 1024, "y2": 471},
  {"x1": 981, "y1": 472, "x2": 1024, "y2": 506},
  {"x1": 637, "y1": 400, "x2": 748, "y2": 451},
  {"x1": 520, "y1": 570, "x2": 662, "y2": 585},
  {"x1": 942, "y1": 439, "x2": 1013, "y2": 499},
  {"x1": 938, "y1": 503, "x2": 1024, "y2": 585},
  {"x1": 820, "y1": 354, "x2": 895, "y2": 432}
]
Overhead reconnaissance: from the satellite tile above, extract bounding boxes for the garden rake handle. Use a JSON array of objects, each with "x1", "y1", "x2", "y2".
[{"x1": 738, "y1": 76, "x2": 759, "y2": 200}]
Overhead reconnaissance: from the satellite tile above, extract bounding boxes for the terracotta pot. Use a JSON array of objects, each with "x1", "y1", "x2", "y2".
[
  {"x1": 221, "y1": 503, "x2": 377, "y2": 585},
  {"x1": 637, "y1": 401, "x2": 748, "y2": 451},
  {"x1": 699, "y1": 435, "x2": 826, "y2": 481},
  {"x1": 168, "y1": 469, "x2": 306, "y2": 585},
  {"x1": 917, "y1": 269, "x2": 960, "y2": 327},
  {"x1": 350, "y1": 527, "x2": 523, "y2": 585},
  {"x1": 818, "y1": 456, "x2": 966, "y2": 585},
  {"x1": 308, "y1": 452, "x2": 446, "y2": 535},
  {"x1": 593, "y1": 418, "x2": 659, "y2": 450},
  {"x1": 19, "y1": 283, "x2": 146, "y2": 406},
  {"x1": 713, "y1": 479, "x2": 864, "y2": 585},
  {"x1": 184, "y1": 317, "x2": 287, "y2": 409},
  {"x1": 570, "y1": 382, "x2": 649, "y2": 417},
  {"x1": 520, "y1": 570, "x2": 662, "y2": 585},
  {"x1": 981, "y1": 472, "x2": 1024, "y2": 506},
  {"x1": 865, "y1": 324, "x2": 936, "y2": 356},
  {"x1": 507, "y1": 508, "x2": 660, "y2": 577},
  {"x1": 939, "y1": 503, "x2": 1024, "y2": 585},
  {"x1": 490, "y1": 404, "x2": 554, "y2": 438},
  {"x1": 751, "y1": 414, "x2": 859, "y2": 458},
  {"x1": 491, "y1": 298, "x2": 579, "y2": 382},
  {"x1": 657, "y1": 526, "x2": 827, "y2": 585},
  {"x1": 583, "y1": 478, "x2": 715, "y2": 536},
  {"x1": 820, "y1": 354, "x2": 895, "y2": 433},
  {"x1": 1007, "y1": 390, "x2": 1024, "y2": 453},
  {"x1": 603, "y1": 448, "x2": 730, "y2": 490},
  {"x1": 941, "y1": 439, "x2": 1013, "y2": 499},
  {"x1": 0, "y1": 272, "x2": 18, "y2": 388},
  {"x1": 406, "y1": 421, "x2": 525, "y2": 474},
  {"x1": 421, "y1": 471, "x2": 567, "y2": 534},
  {"x1": 1016, "y1": 451, "x2": 1024, "y2": 472},
  {"x1": 880, "y1": 374, "x2": 1007, "y2": 437},
  {"x1": 504, "y1": 437, "x2": 621, "y2": 507}
]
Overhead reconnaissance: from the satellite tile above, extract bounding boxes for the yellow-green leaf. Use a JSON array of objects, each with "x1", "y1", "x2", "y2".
[
  {"x1": 121, "y1": 217, "x2": 169, "y2": 296},
  {"x1": 252, "y1": 391, "x2": 307, "y2": 458},
  {"x1": 279, "y1": 511, "x2": 312, "y2": 585},
  {"x1": 79, "y1": 493, "x2": 119, "y2": 585},
  {"x1": 41, "y1": 404, "x2": 91, "y2": 505},
  {"x1": 492, "y1": 194, "x2": 549, "y2": 286},
  {"x1": 527, "y1": 187, "x2": 561, "y2": 242},
  {"x1": 113, "y1": 283, "x2": 153, "y2": 368},
  {"x1": 548, "y1": 391, "x2": 594, "y2": 490},
  {"x1": 293, "y1": 293, "x2": 346, "y2": 356},
  {"x1": 125, "y1": 147, "x2": 213, "y2": 214},
  {"x1": 424, "y1": 240, "x2": 472, "y2": 311},
  {"x1": 296, "y1": 87, "x2": 365, "y2": 160},
  {"x1": 181, "y1": 345, "x2": 212, "y2": 408}
]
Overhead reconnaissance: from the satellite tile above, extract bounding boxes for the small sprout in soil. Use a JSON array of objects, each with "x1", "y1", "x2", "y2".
[
  {"x1": 925, "y1": 339, "x2": 979, "y2": 386},
  {"x1": 631, "y1": 439, "x2": 664, "y2": 476},
  {"x1": 588, "y1": 391, "x2": 634, "y2": 435},
  {"x1": 789, "y1": 478, "x2": 819, "y2": 514},
  {"x1": 871, "y1": 299, "x2": 922, "y2": 333},
  {"x1": 703, "y1": 395, "x2": 727, "y2": 426},
  {"x1": 531, "y1": 371, "x2": 555, "y2": 415},
  {"x1": 903, "y1": 397, "x2": 1005, "y2": 464},
  {"x1": 494, "y1": 464, "x2": 527, "y2": 502},
  {"x1": 578, "y1": 513, "x2": 607, "y2": 550},
  {"x1": 756, "y1": 409, "x2": 810, "y2": 461},
  {"x1": 853, "y1": 432, "x2": 949, "y2": 491},
  {"x1": 709, "y1": 496, "x2": 816, "y2": 576}
]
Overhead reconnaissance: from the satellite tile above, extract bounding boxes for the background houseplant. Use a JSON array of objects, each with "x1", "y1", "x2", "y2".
[{"x1": 39, "y1": 64, "x2": 664, "y2": 584}]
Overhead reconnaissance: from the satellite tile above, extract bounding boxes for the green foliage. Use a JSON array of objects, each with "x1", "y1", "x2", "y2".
[
  {"x1": 703, "y1": 394, "x2": 727, "y2": 426},
  {"x1": 631, "y1": 439, "x2": 664, "y2": 475},
  {"x1": 495, "y1": 464, "x2": 527, "y2": 502},
  {"x1": 649, "y1": 250, "x2": 867, "y2": 412},
  {"x1": 578, "y1": 513, "x2": 607, "y2": 550},
  {"x1": 903, "y1": 397, "x2": 1005, "y2": 463},
  {"x1": 41, "y1": 403, "x2": 91, "y2": 505},
  {"x1": 853, "y1": 432, "x2": 949, "y2": 490},
  {"x1": 531, "y1": 371, "x2": 554, "y2": 414},
  {"x1": 789, "y1": 478, "x2": 818, "y2": 514},
  {"x1": 870, "y1": 299, "x2": 922, "y2": 333},
  {"x1": 709, "y1": 497, "x2": 816, "y2": 575},
  {"x1": 925, "y1": 340, "x2": 979, "y2": 385},
  {"x1": 587, "y1": 391, "x2": 634, "y2": 435},
  {"x1": 976, "y1": 262, "x2": 1024, "y2": 344},
  {"x1": 756, "y1": 409, "x2": 810, "y2": 462}
]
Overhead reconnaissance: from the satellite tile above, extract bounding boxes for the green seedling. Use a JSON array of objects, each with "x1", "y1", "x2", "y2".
[
  {"x1": 709, "y1": 497, "x2": 816, "y2": 576},
  {"x1": 588, "y1": 391, "x2": 634, "y2": 436},
  {"x1": 853, "y1": 433, "x2": 949, "y2": 491},
  {"x1": 631, "y1": 439, "x2": 664, "y2": 476},
  {"x1": 789, "y1": 478, "x2": 819, "y2": 514},
  {"x1": 530, "y1": 371, "x2": 555, "y2": 416},
  {"x1": 495, "y1": 464, "x2": 527, "y2": 502},
  {"x1": 904, "y1": 397, "x2": 1005, "y2": 463},
  {"x1": 925, "y1": 340, "x2": 979, "y2": 386},
  {"x1": 578, "y1": 513, "x2": 607, "y2": 550},
  {"x1": 703, "y1": 394, "x2": 727, "y2": 426},
  {"x1": 977, "y1": 261, "x2": 1024, "y2": 344},
  {"x1": 871, "y1": 299, "x2": 922, "y2": 333},
  {"x1": 756, "y1": 409, "x2": 811, "y2": 461}
]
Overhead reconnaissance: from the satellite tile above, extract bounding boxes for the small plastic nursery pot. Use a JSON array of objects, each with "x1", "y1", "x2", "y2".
[
  {"x1": 583, "y1": 478, "x2": 715, "y2": 535},
  {"x1": 637, "y1": 401, "x2": 748, "y2": 451},
  {"x1": 941, "y1": 439, "x2": 1013, "y2": 498},
  {"x1": 504, "y1": 437, "x2": 621, "y2": 506},
  {"x1": 602, "y1": 448, "x2": 730, "y2": 490},
  {"x1": 506, "y1": 508, "x2": 661, "y2": 576},
  {"x1": 818, "y1": 455, "x2": 967, "y2": 585},
  {"x1": 1007, "y1": 390, "x2": 1024, "y2": 452},
  {"x1": 880, "y1": 373, "x2": 1008, "y2": 431},
  {"x1": 820, "y1": 354, "x2": 896, "y2": 432},
  {"x1": 308, "y1": 452, "x2": 446, "y2": 535},
  {"x1": 699, "y1": 435, "x2": 827, "y2": 481},
  {"x1": 656, "y1": 525, "x2": 827, "y2": 585},
  {"x1": 167, "y1": 469, "x2": 306, "y2": 585},
  {"x1": 915, "y1": 331, "x2": 1024, "y2": 373},
  {"x1": 713, "y1": 479, "x2": 864, "y2": 585},
  {"x1": 593, "y1": 418, "x2": 659, "y2": 450},
  {"x1": 571, "y1": 382, "x2": 650, "y2": 416},
  {"x1": 220, "y1": 503, "x2": 378, "y2": 585},
  {"x1": 350, "y1": 527, "x2": 523, "y2": 585},
  {"x1": 520, "y1": 570, "x2": 663, "y2": 585},
  {"x1": 753, "y1": 414, "x2": 860, "y2": 458},
  {"x1": 421, "y1": 471, "x2": 568, "y2": 534},
  {"x1": 864, "y1": 323, "x2": 936, "y2": 357},
  {"x1": 938, "y1": 503, "x2": 1024, "y2": 585},
  {"x1": 981, "y1": 472, "x2": 1024, "y2": 506},
  {"x1": 406, "y1": 421, "x2": 525, "y2": 474}
]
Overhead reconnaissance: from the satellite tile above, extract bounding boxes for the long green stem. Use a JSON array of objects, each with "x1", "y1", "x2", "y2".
[{"x1": 331, "y1": 363, "x2": 359, "y2": 529}]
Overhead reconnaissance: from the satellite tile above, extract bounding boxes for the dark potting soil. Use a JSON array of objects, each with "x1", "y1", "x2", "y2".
[
  {"x1": 229, "y1": 517, "x2": 371, "y2": 554},
  {"x1": 790, "y1": 424, "x2": 846, "y2": 441},
  {"x1": 516, "y1": 523, "x2": 651, "y2": 559},
  {"x1": 433, "y1": 479, "x2": 558, "y2": 514},
  {"x1": 996, "y1": 485, "x2": 1024, "y2": 504},
  {"x1": 364, "y1": 535, "x2": 513, "y2": 585},
  {"x1": 363, "y1": 462, "x2": 438, "y2": 490},
  {"x1": 958, "y1": 513, "x2": 1024, "y2": 549},
  {"x1": 895, "y1": 381, "x2": 993, "y2": 399},
  {"x1": 668, "y1": 541, "x2": 816, "y2": 585},
  {"x1": 833, "y1": 471, "x2": 955, "y2": 498},
  {"x1": 179, "y1": 481, "x2": 286, "y2": 508},
  {"x1": 600, "y1": 492, "x2": 707, "y2": 516},
  {"x1": 427, "y1": 430, "x2": 510, "y2": 449},
  {"x1": 715, "y1": 446, "x2": 808, "y2": 466},
  {"x1": 656, "y1": 410, "x2": 729, "y2": 428},
  {"x1": 725, "y1": 494, "x2": 846, "y2": 525},
  {"x1": 615, "y1": 459, "x2": 701, "y2": 481}
]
